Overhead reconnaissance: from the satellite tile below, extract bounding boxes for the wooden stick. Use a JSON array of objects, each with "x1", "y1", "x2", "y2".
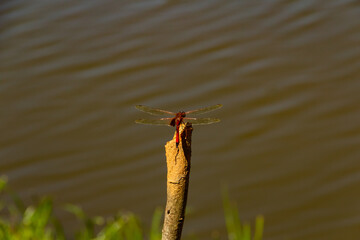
[{"x1": 162, "y1": 122, "x2": 193, "y2": 240}]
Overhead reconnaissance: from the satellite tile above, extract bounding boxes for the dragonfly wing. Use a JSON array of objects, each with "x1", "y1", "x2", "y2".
[
  {"x1": 185, "y1": 104, "x2": 222, "y2": 115},
  {"x1": 185, "y1": 118, "x2": 221, "y2": 125},
  {"x1": 135, "y1": 119, "x2": 171, "y2": 126},
  {"x1": 135, "y1": 105, "x2": 175, "y2": 116}
]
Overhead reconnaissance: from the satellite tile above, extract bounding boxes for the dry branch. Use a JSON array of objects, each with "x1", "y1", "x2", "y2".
[{"x1": 162, "y1": 122, "x2": 193, "y2": 240}]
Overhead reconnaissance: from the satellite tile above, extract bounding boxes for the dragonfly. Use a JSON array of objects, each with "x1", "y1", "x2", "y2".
[{"x1": 135, "y1": 104, "x2": 222, "y2": 147}]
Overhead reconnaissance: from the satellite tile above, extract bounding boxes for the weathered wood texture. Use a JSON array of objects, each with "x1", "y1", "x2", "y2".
[{"x1": 162, "y1": 123, "x2": 193, "y2": 240}]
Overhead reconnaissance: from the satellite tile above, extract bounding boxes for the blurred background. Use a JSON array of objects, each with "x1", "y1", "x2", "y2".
[{"x1": 1, "y1": 0, "x2": 360, "y2": 239}]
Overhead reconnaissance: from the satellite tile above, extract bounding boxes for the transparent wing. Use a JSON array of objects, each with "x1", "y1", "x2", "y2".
[
  {"x1": 135, "y1": 119, "x2": 172, "y2": 126},
  {"x1": 135, "y1": 105, "x2": 175, "y2": 116},
  {"x1": 185, "y1": 104, "x2": 222, "y2": 115},
  {"x1": 185, "y1": 118, "x2": 221, "y2": 125}
]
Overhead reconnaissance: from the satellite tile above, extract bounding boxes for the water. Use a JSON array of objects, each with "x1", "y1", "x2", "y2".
[{"x1": 1, "y1": 0, "x2": 360, "y2": 239}]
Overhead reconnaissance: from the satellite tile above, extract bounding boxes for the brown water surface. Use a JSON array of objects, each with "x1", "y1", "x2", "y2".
[{"x1": 1, "y1": 1, "x2": 360, "y2": 239}]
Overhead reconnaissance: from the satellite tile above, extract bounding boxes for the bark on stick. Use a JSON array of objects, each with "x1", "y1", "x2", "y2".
[{"x1": 162, "y1": 122, "x2": 193, "y2": 240}]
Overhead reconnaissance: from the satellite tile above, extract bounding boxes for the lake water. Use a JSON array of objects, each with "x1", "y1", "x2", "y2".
[{"x1": 1, "y1": 0, "x2": 360, "y2": 239}]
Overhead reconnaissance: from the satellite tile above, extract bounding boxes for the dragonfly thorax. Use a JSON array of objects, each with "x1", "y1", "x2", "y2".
[{"x1": 169, "y1": 111, "x2": 186, "y2": 127}]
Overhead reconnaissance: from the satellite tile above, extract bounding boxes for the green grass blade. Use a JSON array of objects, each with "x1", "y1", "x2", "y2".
[
  {"x1": 253, "y1": 215, "x2": 264, "y2": 240},
  {"x1": 123, "y1": 214, "x2": 143, "y2": 240},
  {"x1": 0, "y1": 176, "x2": 7, "y2": 193},
  {"x1": 222, "y1": 187, "x2": 264, "y2": 240},
  {"x1": 149, "y1": 207, "x2": 162, "y2": 240},
  {"x1": 242, "y1": 223, "x2": 251, "y2": 240},
  {"x1": 222, "y1": 188, "x2": 241, "y2": 240}
]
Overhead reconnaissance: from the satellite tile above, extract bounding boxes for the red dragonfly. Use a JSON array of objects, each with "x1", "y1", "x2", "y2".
[{"x1": 135, "y1": 104, "x2": 222, "y2": 147}]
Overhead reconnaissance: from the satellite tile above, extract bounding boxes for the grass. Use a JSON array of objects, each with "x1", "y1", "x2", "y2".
[
  {"x1": 222, "y1": 188, "x2": 264, "y2": 240},
  {"x1": 0, "y1": 176, "x2": 264, "y2": 240}
]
